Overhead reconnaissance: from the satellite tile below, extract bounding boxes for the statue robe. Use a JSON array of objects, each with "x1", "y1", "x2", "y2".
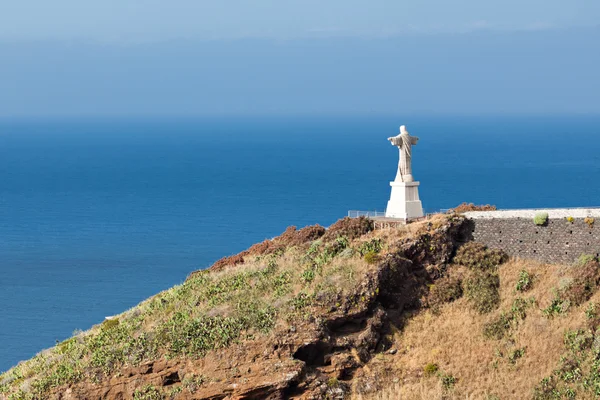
[{"x1": 390, "y1": 132, "x2": 419, "y2": 182}]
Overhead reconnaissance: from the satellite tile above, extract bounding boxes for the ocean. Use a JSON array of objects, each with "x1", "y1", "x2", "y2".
[{"x1": 1, "y1": 115, "x2": 599, "y2": 371}]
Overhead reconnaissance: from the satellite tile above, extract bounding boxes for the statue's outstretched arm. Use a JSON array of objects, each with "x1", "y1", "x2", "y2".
[
  {"x1": 388, "y1": 134, "x2": 402, "y2": 145},
  {"x1": 411, "y1": 136, "x2": 420, "y2": 145}
]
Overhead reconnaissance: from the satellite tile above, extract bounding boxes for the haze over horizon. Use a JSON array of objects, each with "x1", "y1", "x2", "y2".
[{"x1": 1, "y1": 1, "x2": 599, "y2": 117}]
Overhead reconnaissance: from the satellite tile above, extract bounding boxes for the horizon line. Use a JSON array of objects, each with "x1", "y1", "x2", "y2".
[{"x1": 1, "y1": 112, "x2": 600, "y2": 121}]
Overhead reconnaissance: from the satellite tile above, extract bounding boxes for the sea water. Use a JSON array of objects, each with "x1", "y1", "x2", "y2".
[{"x1": 1, "y1": 115, "x2": 599, "y2": 371}]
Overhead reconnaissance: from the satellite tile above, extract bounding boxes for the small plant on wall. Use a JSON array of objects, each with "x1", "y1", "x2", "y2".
[
  {"x1": 533, "y1": 212, "x2": 549, "y2": 226},
  {"x1": 516, "y1": 270, "x2": 533, "y2": 292},
  {"x1": 585, "y1": 217, "x2": 595, "y2": 228},
  {"x1": 566, "y1": 216, "x2": 575, "y2": 224}
]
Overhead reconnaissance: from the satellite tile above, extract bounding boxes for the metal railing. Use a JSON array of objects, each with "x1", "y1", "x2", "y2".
[
  {"x1": 349, "y1": 209, "x2": 451, "y2": 219},
  {"x1": 347, "y1": 210, "x2": 387, "y2": 218}
]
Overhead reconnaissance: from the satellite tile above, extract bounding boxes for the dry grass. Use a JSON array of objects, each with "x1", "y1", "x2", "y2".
[{"x1": 355, "y1": 258, "x2": 599, "y2": 399}]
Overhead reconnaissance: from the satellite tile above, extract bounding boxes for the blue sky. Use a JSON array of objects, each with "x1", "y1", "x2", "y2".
[
  {"x1": 2, "y1": 0, "x2": 599, "y2": 41},
  {"x1": 0, "y1": 1, "x2": 599, "y2": 116}
]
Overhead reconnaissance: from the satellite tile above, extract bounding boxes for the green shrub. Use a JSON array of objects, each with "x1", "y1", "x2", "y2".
[
  {"x1": 564, "y1": 329, "x2": 594, "y2": 353},
  {"x1": 363, "y1": 251, "x2": 381, "y2": 264},
  {"x1": 101, "y1": 318, "x2": 119, "y2": 330},
  {"x1": 566, "y1": 216, "x2": 575, "y2": 224},
  {"x1": 339, "y1": 247, "x2": 355, "y2": 259},
  {"x1": 483, "y1": 313, "x2": 512, "y2": 340},
  {"x1": 327, "y1": 377, "x2": 340, "y2": 387},
  {"x1": 555, "y1": 358, "x2": 582, "y2": 384},
  {"x1": 511, "y1": 297, "x2": 532, "y2": 318},
  {"x1": 533, "y1": 212, "x2": 549, "y2": 226},
  {"x1": 508, "y1": 347, "x2": 526, "y2": 364},
  {"x1": 423, "y1": 363, "x2": 439, "y2": 376},
  {"x1": 313, "y1": 236, "x2": 349, "y2": 267},
  {"x1": 306, "y1": 240, "x2": 321, "y2": 257},
  {"x1": 289, "y1": 292, "x2": 314, "y2": 311},
  {"x1": 182, "y1": 375, "x2": 206, "y2": 394},
  {"x1": 133, "y1": 385, "x2": 164, "y2": 400},
  {"x1": 533, "y1": 376, "x2": 559, "y2": 400},
  {"x1": 167, "y1": 386, "x2": 182, "y2": 397},
  {"x1": 428, "y1": 274, "x2": 463, "y2": 310},
  {"x1": 301, "y1": 267, "x2": 316, "y2": 283},
  {"x1": 440, "y1": 373, "x2": 457, "y2": 390},
  {"x1": 482, "y1": 298, "x2": 532, "y2": 340},
  {"x1": 357, "y1": 238, "x2": 383, "y2": 256},
  {"x1": 334, "y1": 235, "x2": 349, "y2": 249},
  {"x1": 6, "y1": 389, "x2": 34, "y2": 400},
  {"x1": 464, "y1": 272, "x2": 501, "y2": 314},
  {"x1": 542, "y1": 295, "x2": 570, "y2": 318},
  {"x1": 584, "y1": 302, "x2": 600, "y2": 330},
  {"x1": 586, "y1": 302, "x2": 597, "y2": 319},
  {"x1": 453, "y1": 242, "x2": 508, "y2": 270},
  {"x1": 515, "y1": 270, "x2": 533, "y2": 292},
  {"x1": 272, "y1": 271, "x2": 292, "y2": 297}
]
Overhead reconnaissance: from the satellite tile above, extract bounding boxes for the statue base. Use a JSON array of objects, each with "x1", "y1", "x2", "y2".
[{"x1": 385, "y1": 181, "x2": 424, "y2": 219}]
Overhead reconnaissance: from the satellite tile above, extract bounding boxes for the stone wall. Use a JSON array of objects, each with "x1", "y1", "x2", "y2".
[{"x1": 467, "y1": 217, "x2": 600, "y2": 264}]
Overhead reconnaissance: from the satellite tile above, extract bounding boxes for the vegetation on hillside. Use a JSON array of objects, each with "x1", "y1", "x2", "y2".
[
  {"x1": 0, "y1": 217, "x2": 387, "y2": 399},
  {"x1": 3, "y1": 213, "x2": 600, "y2": 399}
]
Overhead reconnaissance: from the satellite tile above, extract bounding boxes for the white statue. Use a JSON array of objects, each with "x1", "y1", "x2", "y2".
[{"x1": 388, "y1": 125, "x2": 419, "y2": 183}]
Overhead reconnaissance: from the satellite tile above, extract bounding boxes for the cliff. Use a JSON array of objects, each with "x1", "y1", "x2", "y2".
[{"x1": 3, "y1": 214, "x2": 600, "y2": 399}]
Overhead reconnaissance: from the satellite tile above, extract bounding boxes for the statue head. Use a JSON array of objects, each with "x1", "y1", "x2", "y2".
[{"x1": 400, "y1": 125, "x2": 408, "y2": 134}]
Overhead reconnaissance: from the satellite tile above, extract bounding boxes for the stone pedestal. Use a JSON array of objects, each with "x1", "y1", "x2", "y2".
[{"x1": 385, "y1": 181, "x2": 424, "y2": 219}]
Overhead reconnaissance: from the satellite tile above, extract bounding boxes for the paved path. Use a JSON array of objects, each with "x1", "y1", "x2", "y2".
[{"x1": 464, "y1": 208, "x2": 600, "y2": 219}]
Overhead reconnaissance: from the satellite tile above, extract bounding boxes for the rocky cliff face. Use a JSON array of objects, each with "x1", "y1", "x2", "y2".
[{"x1": 0, "y1": 215, "x2": 468, "y2": 400}]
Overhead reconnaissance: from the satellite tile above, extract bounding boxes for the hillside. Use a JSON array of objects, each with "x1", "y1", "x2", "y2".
[{"x1": 3, "y1": 214, "x2": 600, "y2": 399}]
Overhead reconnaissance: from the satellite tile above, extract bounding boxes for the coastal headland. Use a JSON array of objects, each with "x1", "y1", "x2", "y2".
[{"x1": 3, "y1": 211, "x2": 600, "y2": 399}]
